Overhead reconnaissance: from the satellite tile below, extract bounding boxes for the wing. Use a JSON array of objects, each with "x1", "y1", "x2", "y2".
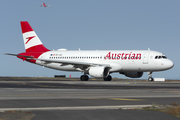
[
  {"x1": 36, "y1": 58, "x2": 111, "y2": 71},
  {"x1": 36, "y1": 58, "x2": 110, "y2": 66}
]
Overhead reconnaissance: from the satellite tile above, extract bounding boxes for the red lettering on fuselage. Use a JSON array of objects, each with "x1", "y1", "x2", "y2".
[{"x1": 104, "y1": 52, "x2": 141, "y2": 60}]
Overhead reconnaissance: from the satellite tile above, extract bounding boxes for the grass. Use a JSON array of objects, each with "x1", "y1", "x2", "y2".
[{"x1": 141, "y1": 102, "x2": 180, "y2": 119}]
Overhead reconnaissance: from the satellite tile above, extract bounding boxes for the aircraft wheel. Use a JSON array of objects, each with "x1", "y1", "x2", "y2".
[
  {"x1": 80, "y1": 75, "x2": 89, "y2": 81},
  {"x1": 148, "y1": 77, "x2": 154, "y2": 82},
  {"x1": 104, "y1": 75, "x2": 112, "y2": 81},
  {"x1": 148, "y1": 72, "x2": 154, "y2": 82}
]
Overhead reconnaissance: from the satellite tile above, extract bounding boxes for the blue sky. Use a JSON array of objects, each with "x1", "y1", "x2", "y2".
[{"x1": 0, "y1": 0, "x2": 179, "y2": 79}]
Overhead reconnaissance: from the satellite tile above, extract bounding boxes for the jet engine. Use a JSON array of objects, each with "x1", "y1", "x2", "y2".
[
  {"x1": 120, "y1": 72, "x2": 143, "y2": 78},
  {"x1": 88, "y1": 66, "x2": 110, "y2": 78}
]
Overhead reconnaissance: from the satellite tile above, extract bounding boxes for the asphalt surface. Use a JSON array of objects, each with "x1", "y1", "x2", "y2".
[
  {"x1": 33, "y1": 109, "x2": 179, "y2": 120},
  {"x1": 0, "y1": 77, "x2": 179, "y2": 120}
]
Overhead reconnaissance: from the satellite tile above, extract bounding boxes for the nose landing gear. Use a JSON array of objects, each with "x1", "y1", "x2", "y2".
[{"x1": 148, "y1": 71, "x2": 154, "y2": 81}]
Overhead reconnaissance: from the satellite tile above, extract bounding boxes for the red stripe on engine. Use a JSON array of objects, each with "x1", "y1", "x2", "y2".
[{"x1": 21, "y1": 21, "x2": 33, "y2": 33}]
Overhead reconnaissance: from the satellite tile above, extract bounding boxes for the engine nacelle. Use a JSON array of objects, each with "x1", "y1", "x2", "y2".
[
  {"x1": 89, "y1": 66, "x2": 109, "y2": 78},
  {"x1": 120, "y1": 72, "x2": 143, "y2": 78}
]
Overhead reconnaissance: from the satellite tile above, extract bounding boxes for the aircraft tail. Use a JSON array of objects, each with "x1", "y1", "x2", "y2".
[{"x1": 20, "y1": 21, "x2": 49, "y2": 52}]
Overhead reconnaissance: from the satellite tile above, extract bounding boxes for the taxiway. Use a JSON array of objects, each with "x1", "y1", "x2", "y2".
[{"x1": 0, "y1": 77, "x2": 179, "y2": 120}]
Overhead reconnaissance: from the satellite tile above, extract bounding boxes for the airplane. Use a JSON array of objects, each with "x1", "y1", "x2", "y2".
[
  {"x1": 40, "y1": 2, "x2": 51, "y2": 7},
  {"x1": 4, "y1": 21, "x2": 174, "y2": 81}
]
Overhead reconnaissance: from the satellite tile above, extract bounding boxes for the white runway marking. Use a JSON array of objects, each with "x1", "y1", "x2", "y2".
[{"x1": 0, "y1": 105, "x2": 152, "y2": 112}]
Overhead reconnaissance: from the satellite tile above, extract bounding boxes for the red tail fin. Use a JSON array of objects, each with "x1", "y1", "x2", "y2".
[{"x1": 21, "y1": 21, "x2": 50, "y2": 52}]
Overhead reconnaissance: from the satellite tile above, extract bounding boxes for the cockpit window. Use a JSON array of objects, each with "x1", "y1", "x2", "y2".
[
  {"x1": 155, "y1": 55, "x2": 167, "y2": 59},
  {"x1": 162, "y1": 56, "x2": 167, "y2": 59}
]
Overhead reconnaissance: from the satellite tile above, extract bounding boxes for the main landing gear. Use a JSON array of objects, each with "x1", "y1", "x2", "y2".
[
  {"x1": 104, "y1": 75, "x2": 112, "y2": 81},
  {"x1": 148, "y1": 71, "x2": 154, "y2": 81},
  {"x1": 80, "y1": 75, "x2": 112, "y2": 81},
  {"x1": 80, "y1": 75, "x2": 89, "y2": 81}
]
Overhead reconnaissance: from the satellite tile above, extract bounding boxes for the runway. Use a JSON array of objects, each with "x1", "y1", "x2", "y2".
[{"x1": 0, "y1": 77, "x2": 179, "y2": 120}]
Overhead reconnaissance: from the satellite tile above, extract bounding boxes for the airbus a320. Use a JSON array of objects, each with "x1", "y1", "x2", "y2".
[{"x1": 5, "y1": 21, "x2": 174, "y2": 81}]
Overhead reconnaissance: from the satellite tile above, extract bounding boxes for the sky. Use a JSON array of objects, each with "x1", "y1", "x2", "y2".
[{"x1": 0, "y1": 0, "x2": 179, "y2": 79}]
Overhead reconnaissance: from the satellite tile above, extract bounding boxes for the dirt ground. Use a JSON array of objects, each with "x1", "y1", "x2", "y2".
[{"x1": 0, "y1": 111, "x2": 34, "y2": 120}]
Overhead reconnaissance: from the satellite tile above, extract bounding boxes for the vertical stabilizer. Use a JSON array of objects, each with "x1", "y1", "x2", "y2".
[{"x1": 20, "y1": 21, "x2": 49, "y2": 52}]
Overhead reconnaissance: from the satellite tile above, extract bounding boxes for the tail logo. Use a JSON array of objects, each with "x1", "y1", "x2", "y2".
[{"x1": 25, "y1": 36, "x2": 36, "y2": 44}]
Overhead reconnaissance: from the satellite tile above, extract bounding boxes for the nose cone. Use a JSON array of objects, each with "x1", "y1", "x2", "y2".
[{"x1": 165, "y1": 59, "x2": 174, "y2": 69}]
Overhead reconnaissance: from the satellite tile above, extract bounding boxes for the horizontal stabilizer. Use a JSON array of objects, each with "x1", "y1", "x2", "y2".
[{"x1": 4, "y1": 53, "x2": 34, "y2": 59}]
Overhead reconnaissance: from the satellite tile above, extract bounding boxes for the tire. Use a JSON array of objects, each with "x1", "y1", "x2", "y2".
[
  {"x1": 104, "y1": 75, "x2": 112, "y2": 81},
  {"x1": 80, "y1": 75, "x2": 89, "y2": 81},
  {"x1": 148, "y1": 77, "x2": 154, "y2": 82}
]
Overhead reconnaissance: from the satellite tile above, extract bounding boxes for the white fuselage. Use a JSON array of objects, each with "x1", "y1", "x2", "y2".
[{"x1": 36, "y1": 50, "x2": 174, "y2": 73}]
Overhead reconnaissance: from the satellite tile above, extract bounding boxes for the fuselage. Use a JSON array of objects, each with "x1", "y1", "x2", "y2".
[{"x1": 34, "y1": 50, "x2": 173, "y2": 73}]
